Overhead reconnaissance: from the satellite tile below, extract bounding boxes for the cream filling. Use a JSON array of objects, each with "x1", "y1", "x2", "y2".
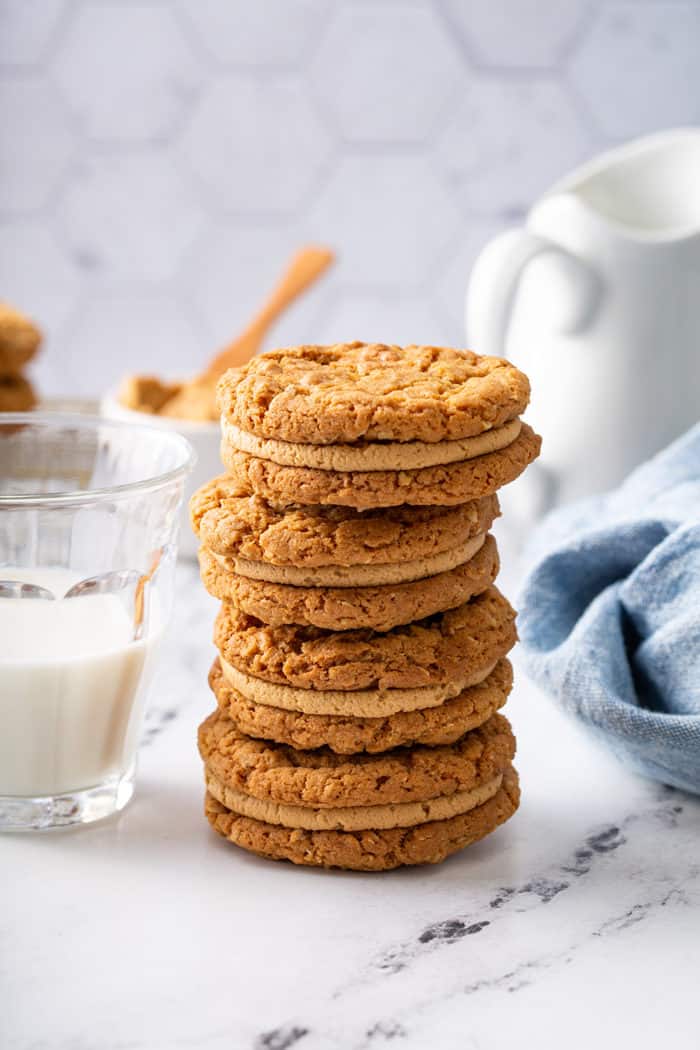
[
  {"x1": 221, "y1": 418, "x2": 521, "y2": 472},
  {"x1": 205, "y1": 768, "x2": 503, "y2": 831},
  {"x1": 218, "y1": 657, "x2": 496, "y2": 716},
  {"x1": 213, "y1": 532, "x2": 486, "y2": 587}
]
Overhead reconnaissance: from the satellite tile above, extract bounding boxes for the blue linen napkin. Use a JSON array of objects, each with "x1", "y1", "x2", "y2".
[{"x1": 517, "y1": 423, "x2": 700, "y2": 794}]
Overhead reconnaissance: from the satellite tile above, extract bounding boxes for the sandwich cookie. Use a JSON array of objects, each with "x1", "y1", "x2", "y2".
[
  {"x1": 198, "y1": 708, "x2": 515, "y2": 811},
  {"x1": 216, "y1": 343, "x2": 530, "y2": 445},
  {"x1": 209, "y1": 656, "x2": 513, "y2": 754},
  {"x1": 199, "y1": 707, "x2": 519, "y2": 870},
  {"x1": 213, "y1": 585, "x2": 517, "y2": 694},
  {"x1": 221, "y1": 425, "x2": 541, "y2": 510},
  {"x1": 204, "y1": 767, "x2": 519, "y2": 870},
  {"x1": 198, "y1": 533, "x2": 499, "y2": 630},
  {"x1": 191, "y1": 474, "x2": 499, "y2": 571},
  {"x1": 221, "y1": 418, "x2": 522, "y2": 472}
]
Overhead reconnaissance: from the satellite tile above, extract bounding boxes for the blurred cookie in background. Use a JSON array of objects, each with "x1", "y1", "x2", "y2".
[
  {"x1": 0, "y1": 303, "x2": 41, "y2": 376},
  {"x1": 0, "y1": 302, "x2": 41, "y2": 413},
  {"x1": 0, "y1": 373, "x2": 37, "y2": 412}
]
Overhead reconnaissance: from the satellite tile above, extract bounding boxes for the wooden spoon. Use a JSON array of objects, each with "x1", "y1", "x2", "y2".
[{"x1": 157, "y1": 245, "x2": 334, "y2": 420}]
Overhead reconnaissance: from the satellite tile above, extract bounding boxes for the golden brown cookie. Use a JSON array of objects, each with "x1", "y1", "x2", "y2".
[
  {"x1": 204, "y1": 765, "x2": 520, "y2": 870},
  {"x1": 216, "y1": 343, "x2": 530, "y2": 445},
  {"x1": 199, "y1": 533, "x2": 499, "y2": 630},
  {"x1": 221, "y1": 423, "x2": 541, "y2": 510},
  {"x1": 190, "y1": 474, "x2": 499, "y2": 566},
  {"x1": 0, "y1": 303, "x2": 41, "y2": 374},
  {"x1": 199, "y1": 708, "x2": 515, "y2": 806},
  {"x1": 0, "y1": 374, "x2": 37, "y2": 413},
  {"x1": 209, "y1": 657, "x2": 513, "y2": 753},
  {"x1": 214, "y1": 585, "x2": 517, "y2": 692}
]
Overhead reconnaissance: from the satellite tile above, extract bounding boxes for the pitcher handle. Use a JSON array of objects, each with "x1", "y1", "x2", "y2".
[{"x1": 465, "y1": 228, "x2": 600, "y2": 358}]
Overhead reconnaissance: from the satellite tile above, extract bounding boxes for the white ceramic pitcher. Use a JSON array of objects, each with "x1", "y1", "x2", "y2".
[{"x1": 466, "y1": 129, "x2": 700, "y2": 509}]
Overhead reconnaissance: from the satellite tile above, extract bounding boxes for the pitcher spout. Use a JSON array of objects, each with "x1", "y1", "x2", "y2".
[{"x1": 541, "y1": 128, "x2": 700, "y2": 241}]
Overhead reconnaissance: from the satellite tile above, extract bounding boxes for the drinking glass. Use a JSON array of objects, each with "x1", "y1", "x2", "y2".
[{"x1": 0, "y1": 413, "x2": 194, "y2": 830}]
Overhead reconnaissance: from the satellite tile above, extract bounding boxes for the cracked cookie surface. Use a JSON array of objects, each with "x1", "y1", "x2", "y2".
[
  {"x1": 216, "y1": 343, "x2": 530, "y2": 445},
  {"x1": 191, "y1": 474, "x2": 499, "y2": 565},
  {"x1": 214, "y1": 585, "x2": 517, "y2": 692},
  {"x1": 198, "y1": 709, "x2": 515, "y2": 807}
]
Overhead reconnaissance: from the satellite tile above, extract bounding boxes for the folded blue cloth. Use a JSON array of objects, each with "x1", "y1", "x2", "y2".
[{"x1": 518, "y1": 423, "x2": 700, "y2": 794}]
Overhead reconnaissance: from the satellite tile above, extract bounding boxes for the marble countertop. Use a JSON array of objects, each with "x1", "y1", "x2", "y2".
[{"x1": 5, "y1": 557, "x2": 699, "y2": 1050}]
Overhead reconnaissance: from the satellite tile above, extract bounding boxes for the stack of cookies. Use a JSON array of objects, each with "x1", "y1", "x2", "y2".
[
  {"x1": 0, "y1": 303, "x2": 40, "y2": 414},
  {"x1": 192, "y1": 343, "x2": 541, "y2": 871}
]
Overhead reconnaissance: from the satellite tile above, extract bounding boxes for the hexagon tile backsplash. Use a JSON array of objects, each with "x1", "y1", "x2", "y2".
[{"x1": 0, "y1": 0, "x2": 697, "y2": 397}]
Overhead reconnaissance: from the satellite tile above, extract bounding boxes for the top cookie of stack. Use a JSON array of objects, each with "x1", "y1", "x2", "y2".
[
  {"x1": 217, "y1": 342, "x2": 539, "y2": 510},
  {"x1": 0, "y1": 303, "x2": 41, "y2": 414}
]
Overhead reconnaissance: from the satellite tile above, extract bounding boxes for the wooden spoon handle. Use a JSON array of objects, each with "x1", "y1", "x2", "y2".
[
  {"x1": 251, "y1": 245, "x2": 334, "y2": 329},
  {"x1": 204, "y1": 245, "x2": 334, "y2": 378}
]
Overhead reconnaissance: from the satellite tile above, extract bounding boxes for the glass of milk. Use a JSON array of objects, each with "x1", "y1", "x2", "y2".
[{"x1": 0, "y1": 413, "x2": 194, "y2": 830}]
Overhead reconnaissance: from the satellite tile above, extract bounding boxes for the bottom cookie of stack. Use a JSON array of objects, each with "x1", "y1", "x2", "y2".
[
  {"x1": 199, "y1": 710, "x2": 519, "y2": 871},
  {"x1": 205, "y1": 770, "x2": 519, "y2": 871}
]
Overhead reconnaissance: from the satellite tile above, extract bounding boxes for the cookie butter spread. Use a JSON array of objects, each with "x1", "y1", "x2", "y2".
[{"x1": 119, "y1": 374, "x2": 217, "y2": 422}]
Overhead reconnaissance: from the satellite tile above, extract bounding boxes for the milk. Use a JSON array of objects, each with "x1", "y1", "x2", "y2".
[{"x1": 0, "y1": 568, "x2": 160, "y2": 797}]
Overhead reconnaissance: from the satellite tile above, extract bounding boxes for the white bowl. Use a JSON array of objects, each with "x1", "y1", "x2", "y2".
[{"x1": 101, "y1": 392, "x2": 220, "y2": 560}]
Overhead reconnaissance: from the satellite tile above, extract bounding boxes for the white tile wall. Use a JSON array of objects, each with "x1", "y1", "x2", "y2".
[
  {"x1": 0, "y1": 0, "x2": 697, "y2": 396},
  {"x1": 303, "y1": 154, "x2": 462, "y2": 288},
  {"x1": 569, "y1": 4, "x2": 700, "y2": 137},
  {"x1": 444, "y1": 0, "x2": 588, "y2": 68},
  {"x1": 0, "y1": 220, "x2": 79, "y2": 344},
  {"x1": 0, "y1": 0, "x2": 66, "y2": 66},
  {"x1": 69, "y1": 290, "x2": 203, "y2": 394},
  {"x1": 57, "y1": 153, "x2": 206, "y2": 282},
  {"x1": 310, "y1": 5, "x2": 464, "y2": 143},
  {"x1": 179, "y1": 0, "x2": 328, "y2": 68},
  {"x1": 180, "y1": 74, "x2": 333, "y2": 214},
  {"x1": 435, "y1": 77, "x2": 594, "y2": 213},
  {"x1": 0, "y1": 77, "x2": 75, "y2": 213},
  {"x1": 53, "y1": 4, "x2": 203, "y2": 142}
]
